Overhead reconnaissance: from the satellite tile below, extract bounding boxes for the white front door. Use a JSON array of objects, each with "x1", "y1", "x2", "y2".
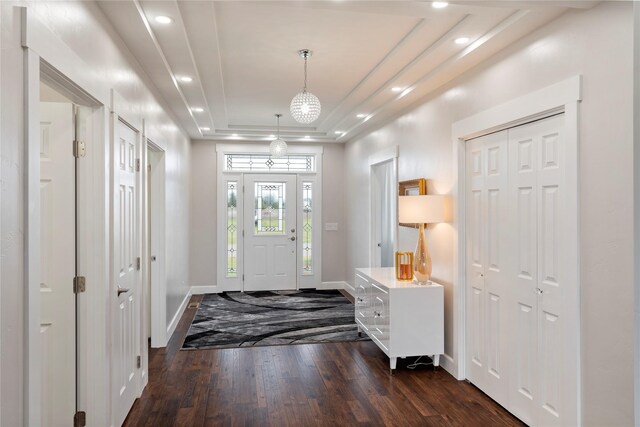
[
  {"x1": 112, "y1": 119, "x2": 141, "y2": 426},
  {"x1": 243, "y1": 174, "x2": 297, "y2": 291},
  {"x1": 40, "y1": 102, "x2": 76, "y2": 426}
]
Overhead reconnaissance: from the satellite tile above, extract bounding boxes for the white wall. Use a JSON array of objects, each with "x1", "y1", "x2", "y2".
[
  {"x1": 0, "y1": 2, "x2": 191, "y2": 425},
  {"x1": 189, "y1": 141, "x2": 347, "y2": 288},
  {"x1": 345, "y1": 2, "x2": 634, "y2": 424}
]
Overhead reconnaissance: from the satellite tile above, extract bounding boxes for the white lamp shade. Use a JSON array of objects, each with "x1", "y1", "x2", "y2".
[{"x1": 398, "y1": 195, "x2": 451, "y2": 224}]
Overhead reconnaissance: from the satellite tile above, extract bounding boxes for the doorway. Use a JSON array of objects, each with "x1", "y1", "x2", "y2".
[
  {"x1": 216, "y1": 146, "x2": 323, "y2": 292},
  {"x1": 111, "y1": 118, "x2": 143, "y2": 427},
  {"x1": 243, "y1": 174, "x2": 298, "y2": 291},
  {"x1": 370, "y1": 158, "x2": 397, "y2": 268},
  {"x1": 39, "y1": 81, "x2": 77, "y2": 427},
  {"x1": 147, "y1": 144, "x2": 166, "y2": 348},
  {"x1": 463, "y1": 113, "x2": 577, "y2": 426}
]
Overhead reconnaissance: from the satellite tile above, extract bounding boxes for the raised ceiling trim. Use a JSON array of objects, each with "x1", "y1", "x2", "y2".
[{"x1": 133, "y1": 0, "x2": 203, "y2": 136}]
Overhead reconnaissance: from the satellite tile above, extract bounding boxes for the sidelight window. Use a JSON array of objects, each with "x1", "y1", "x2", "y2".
[
  {"x1": 302, "y1": 182, "x2": 313, "y2": 275},
  {"x1": 226, "y1": 181, "x2": 238, "y2": 277}
]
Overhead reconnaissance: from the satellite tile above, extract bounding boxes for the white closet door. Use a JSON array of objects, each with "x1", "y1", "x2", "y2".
[
  {"x1": 466, "y1": 113, "x2": 574, "y2": 427},
  {"x1": 465, "y1": 130, "x2": 510, "y2": 407},
  {"x1": 508, "y1": 114, "x2": 569, "y2": 426}
]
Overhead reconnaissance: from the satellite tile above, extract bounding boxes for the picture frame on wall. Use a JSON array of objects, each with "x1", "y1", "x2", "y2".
[{"x1": 399, "y1": 178, "x2": 427, "y2": 228}]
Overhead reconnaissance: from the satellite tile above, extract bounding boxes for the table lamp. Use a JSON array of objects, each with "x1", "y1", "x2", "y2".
[{"x1": 398, "y1": 195, "x2": 450, "y2": 284}]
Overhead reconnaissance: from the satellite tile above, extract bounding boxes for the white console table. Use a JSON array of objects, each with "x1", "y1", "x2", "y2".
[{"x1": 354, "y1": 267, "x2": 444, "y2": 373}]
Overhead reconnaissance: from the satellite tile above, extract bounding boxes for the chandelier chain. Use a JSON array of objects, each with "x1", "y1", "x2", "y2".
[{"x1": 303, "y1": 56, "x2": 308, "y2": 91}]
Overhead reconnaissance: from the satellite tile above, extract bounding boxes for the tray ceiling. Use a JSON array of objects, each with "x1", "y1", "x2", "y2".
[{"x1": 97, "y1": 1, "x2": 592, "y2": 143}]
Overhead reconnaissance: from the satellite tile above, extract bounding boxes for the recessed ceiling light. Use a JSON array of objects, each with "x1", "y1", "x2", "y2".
[
  {"x1": 200, "y1": 127, "x2": 210, "y2": 131},
  {"x1": 431, "y1": 2, "x2": 448, "y2": 9},
  {"x1": 356, "y1": 113, "x2": 367, "y2": 118},
  {"x1": 231, "y1": 134, "x2": 238, "y2": 137},
  {"x1": 304, "y1": 135, "x2": 310, "y2": 139},
  {"x1": 155, "y1": 16, "x2": 173, "y2": 24},
  {"x1": 191, "y1": 107, "x2": 204, "y2": 113},
  {"x1": 391, "y1": 87, "x2": 405, "y2": 92},
  {"x1": 178, "y1": 76, "x2": 193, "y2": 83},
  {"x1": 335, "y1": 131, "x2": 343, "y2": 134},
  {"x1": 400, "y1": 87, "x2": 414, "y2": 98},
  {"x1": 268, "y1": 135, "x2": 275, "y2": 139},
  {"x1": 455, "y1": 37, "x2": 470, "y2": 45}
]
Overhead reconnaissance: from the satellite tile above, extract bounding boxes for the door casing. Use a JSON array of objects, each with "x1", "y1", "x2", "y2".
[
  {"x1": 368, "y1": 146, "x2": 398, "y2": 269},
  {"x1": 452, "y1": 76, "x2": 582, "y2": 425},
  {"x1": 215, "y1": 144, "x2": 324, "y2": 292}
]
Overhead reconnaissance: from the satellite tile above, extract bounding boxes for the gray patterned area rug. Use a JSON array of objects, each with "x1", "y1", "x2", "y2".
[{"x1": 182, "y1": 290, "x2": 370, "y2": 350}]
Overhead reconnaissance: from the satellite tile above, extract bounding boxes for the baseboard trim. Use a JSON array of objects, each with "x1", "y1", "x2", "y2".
[
  {"x1": 317, "y1": 281, "x2": 349, "y2": 291},
  {"x1": 440, "y1": 353, "x2": 457, "y2": 378},
  {"x1": 166, "y1": 288, "x2": 192, "y2": 342},
  {"x1": 190, "y1": 285, "x2": 221, "y2": 295},
  {"x1": 342, "y1": 281, "x2": 355, "y2": 295}
]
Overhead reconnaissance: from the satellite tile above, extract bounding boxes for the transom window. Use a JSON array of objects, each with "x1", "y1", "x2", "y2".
[{"x1": 224, "y1": 154, "x2": 315, "y2": 172}]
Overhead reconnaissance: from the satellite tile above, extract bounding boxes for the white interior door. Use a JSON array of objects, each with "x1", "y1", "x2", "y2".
[
  {"x1": 465, "y1": 114, "x2": 574, "y2": 426},
  {"x1": 243, "y1": 174, "x2": 297, "y2": 291},
  {"x1": 371, "y1": 160, "x2": 396, "y2": 268},
  {"x1": 40, "y1": 102, "x2": 76, "y2": 426},
  {"x1": 508, "y1": 114, "x2": 569, "y2": 426},
  {"x1": 465, "y1": 130, "x2": 510, "y2": 407},
  {"x1": 112, "y1": 119, "x2": 141, "y2": 426}
]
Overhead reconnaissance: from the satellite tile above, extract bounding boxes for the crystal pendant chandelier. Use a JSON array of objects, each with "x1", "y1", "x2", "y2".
[
  {"x1": 290, "y1": 49, "x2": 321, "y2": 124},
  {"x1": 269, "y1": 114, "x2": 287, "y2": 158}
]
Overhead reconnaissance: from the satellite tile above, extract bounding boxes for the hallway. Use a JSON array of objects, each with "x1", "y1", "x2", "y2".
[{"x1": 124, "y1": 294, "x2": 522, "y2": 426}]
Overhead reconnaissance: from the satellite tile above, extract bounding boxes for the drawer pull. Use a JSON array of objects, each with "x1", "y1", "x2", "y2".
[
  {"x1": 356, "y1": 297, "x2": 364, "y2": 303},
  {"x1": 373, "y1": 311, "x2": 382, "y2": 318}
]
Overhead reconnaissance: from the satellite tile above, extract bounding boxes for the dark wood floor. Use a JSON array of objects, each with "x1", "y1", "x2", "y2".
[{"x1": 124, "y1": 293, "x2": 523, "y2": 427}]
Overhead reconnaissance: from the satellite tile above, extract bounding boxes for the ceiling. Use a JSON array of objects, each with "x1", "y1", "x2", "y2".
[{"x1": 97, "y1": 1, "x2": 594, "y2": 143}]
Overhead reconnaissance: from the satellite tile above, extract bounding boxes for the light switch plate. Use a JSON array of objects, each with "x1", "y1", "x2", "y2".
[{"x1": 324, "y1": 223, "x2": 338, "y2": 231}]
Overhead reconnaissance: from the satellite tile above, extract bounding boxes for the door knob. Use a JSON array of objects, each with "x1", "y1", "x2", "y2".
[
  {"x1": 290, "y1": 236, "x2": 296, "y2": 241},
  {"x1": 536, "y1": 288, "x2": 544, "y2": 295},
  {"x1": 117, "y1": 286, "x2": 130, "y2": 296},
  {"x1": 291, "y1": 228, "x2": 296, "y2": 233},
  {"x1": 151, "y1": 255, "x2": 157, "y2": 262}
]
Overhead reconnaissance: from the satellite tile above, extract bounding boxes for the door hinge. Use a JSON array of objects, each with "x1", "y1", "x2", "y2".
[
  {"x1": 135, "y1": 158, "x2": 141, "y2": 172},
  {"x1": 73, "y1": 276, "x2": 86, "y2": 294},
  {"x1": 74, "y1": 411, "x2": 86, "y2": 427},
  {"x1": 242, "y1": 274, "x2": 245, "y2": 281},
  {"x1": 243, "y1": 185, "x2": 245, "y2": 193},
  {"x1": 242, "y1": 230, "x2": 245, "y2": 237},
  {"x1": 136, "y1": 257, "x2": 141, "y2": 270},
  {"x1": 137, "y1": 355, "x2": 141, "y2": 369},
  {"x1": 73, "y1": 140, "x2": 86, "y2": 158}
]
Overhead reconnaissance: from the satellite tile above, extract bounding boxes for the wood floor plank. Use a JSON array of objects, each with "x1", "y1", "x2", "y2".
[{"x1": 123, "y1": 294, "x2": 524, "y2": 427}]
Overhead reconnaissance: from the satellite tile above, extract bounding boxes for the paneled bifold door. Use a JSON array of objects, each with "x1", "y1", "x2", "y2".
[{"x1": 465, "y1": 114, "x2": 573, "y2": 426}]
